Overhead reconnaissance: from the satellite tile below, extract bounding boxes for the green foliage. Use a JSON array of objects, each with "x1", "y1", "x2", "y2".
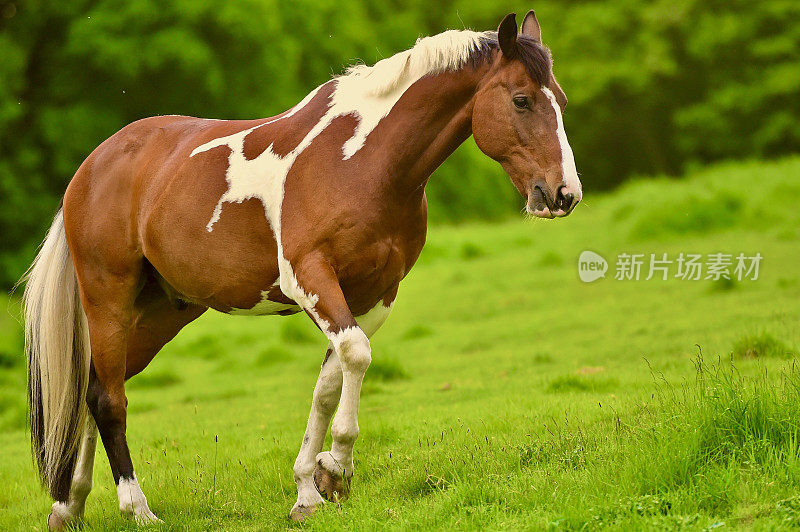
[
  {"x1": 180, "y1": 333, "x2": 225, "y2": 359},
  {"x1": 0, "y1": 349, "x2": 20, "y2": 368},
  {"x1": 0, "y1": 303, "x2": 22, "y2": 369},
  {"x1": 459, "y1": 241, "x2": 487, "y2": 260},
  {"x1": 626, "y1": 357, "x2": 800, "y2": 502},
  {"x1": 707, "y1": 275, "x2": 736, "y2": 293},
  {"x1": 688, "y1": 360, "x2": 800, "y2": 464},
  {"x1": 1, "y1": 1, "x2": 798, "y2": 289},
  {"x1": 610, "y1": 157, "x2": 800, "y2": 242},
  {"x1": 518, "y1": 426, "x2": 591, "y2": 470},
  {"x1": 0, "y1": 389, "x2": 26, "y2": 431},
  {"x1": 544, "y1": 357, "x2": 800, "y2": 528},
  {"x1": 629, "y1": 190, "x2": 743, "y2": 240},
  {"x1": 401, "y1": 324, "x2": 433, "y2": 340},
  {"x1": 537, "y1": 249, "x2": 563, "y2": 267},
  {"x1": 777, "y1": 496, "x2": 800, "y2": 527}
]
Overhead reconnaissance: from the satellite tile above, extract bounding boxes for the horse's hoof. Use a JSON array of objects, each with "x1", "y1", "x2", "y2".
[
  {"x1": 133, "y1": 508, "x2": 163, "y2": 525},
  {"x1": 47, "y1": 511, "x2": 66, "y2": 531},
  {"x1": 314, "y1": 465, "x2": 349, "y2": 502},
  {"x1": 48, "y1": 503, "x2": 79, "y2": 531},
  {"x1": 313, "y1": 452, "x2": 351, "y2": 502},
  {"x1": 289, "y1": 503, "x2": 318, "y2": 522},
  {"x1": 290, "y1": 487, "x2": 325, "y2": 522}
]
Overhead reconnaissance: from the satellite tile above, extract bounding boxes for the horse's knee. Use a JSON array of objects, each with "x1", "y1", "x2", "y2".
[
  {"x1": 293, "y1": 456, "x2": 313, "y2": 481},
  {"x1": 332, "y1": 327, "x2": 371, "y2": 373}
]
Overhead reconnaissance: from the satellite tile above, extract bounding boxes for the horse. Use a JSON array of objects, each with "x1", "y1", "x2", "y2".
[{"x1": 22, "y1": 10, "x2": 580, "y2": 528}]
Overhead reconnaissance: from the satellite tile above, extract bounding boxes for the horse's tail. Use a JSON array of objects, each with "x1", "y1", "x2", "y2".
[{"x1": 22, "y1": 208, "x2": 91, "y2": 501}]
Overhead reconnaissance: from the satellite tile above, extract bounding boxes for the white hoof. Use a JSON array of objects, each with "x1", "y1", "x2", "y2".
[
  {"x1": 289, "y1": 499, "x2": 323, "y2": 522},
  {"x1": 291, "y1": 475, "x2": 326, "y2": 521},
  {"x1": 48, "y1": 502, "x2": 82, "y2": 530},
  {"x1": 133, "y1": 508, "x2": 163, "y2": 525}
]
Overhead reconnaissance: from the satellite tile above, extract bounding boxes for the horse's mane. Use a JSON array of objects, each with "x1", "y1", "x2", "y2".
[{"x1": 338, "y1": 29, "x2": 552, "y2": 97}]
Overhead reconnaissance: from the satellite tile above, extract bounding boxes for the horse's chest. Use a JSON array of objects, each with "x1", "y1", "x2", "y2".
[
  {"x1": 339, "y1": 237, "x2": 401, "y2": 282},
  {"x1": 336, "y1": 229, "x2": 422, "y2": 305}
]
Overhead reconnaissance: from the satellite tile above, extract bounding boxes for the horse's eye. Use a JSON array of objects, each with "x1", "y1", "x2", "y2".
[{"x1": 513, "y1": 96, "x2": 531, "y2": 110}]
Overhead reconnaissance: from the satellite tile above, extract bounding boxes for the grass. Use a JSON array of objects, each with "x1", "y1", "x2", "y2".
[
  {"x1": 732, "y1": 333, "x2": 795, "y2": 359},
  {"x1": 366, "y1": 356, "x2": 409, "y2": 382},
  {"x1": 1, "y1": 156, "x2": 800, "y2": 529}
]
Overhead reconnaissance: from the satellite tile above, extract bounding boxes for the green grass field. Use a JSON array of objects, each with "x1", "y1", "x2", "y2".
[{"x1": 2, "y1": 158, "x2": 800, "y2": 530}]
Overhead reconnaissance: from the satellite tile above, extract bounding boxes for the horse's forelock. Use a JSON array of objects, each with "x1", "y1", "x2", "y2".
[
  {"x1": 515, "y1": 36, "x2": 553, "y2": 87},
  {"x1": 473, "y1": 33, "x2": 553, "y2": 87}
]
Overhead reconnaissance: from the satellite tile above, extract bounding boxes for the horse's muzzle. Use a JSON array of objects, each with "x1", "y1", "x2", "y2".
[{"x1": 526, "y1": 182, "x2": 580, "y2": 218}]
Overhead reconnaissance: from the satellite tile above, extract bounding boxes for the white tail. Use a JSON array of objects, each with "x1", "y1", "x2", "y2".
[{"x1": 23, "y1": 209, "x2": 91, "y2": 501}]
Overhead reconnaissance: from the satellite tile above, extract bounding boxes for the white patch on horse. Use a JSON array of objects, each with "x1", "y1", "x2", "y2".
[
  {"x1": 227, "y1": 290, "x2": 301, "y2": 316},
  {"x1": 191, "y1": 30, "x2": 489, "y2": 324},
  {"x1": 356, "y1": 301, "x2": 393, "y2": 337},
  {"x1": 541, "y1": 86, "x2": 581, "y2": 196},
  {"x1": 190, "y1": 85, "x2": 326, "y2": 316},
  {"x1": 117, "y1": 475, "x2": 161, "y2": 524}
]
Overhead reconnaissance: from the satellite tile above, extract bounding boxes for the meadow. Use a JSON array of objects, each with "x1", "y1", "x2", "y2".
[{"x1": 1, "y1": 157, "x2": 800, "y2": 530}]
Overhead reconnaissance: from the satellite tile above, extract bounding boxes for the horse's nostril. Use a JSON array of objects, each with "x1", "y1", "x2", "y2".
[
  {"x1": 531, "y1": 185, "x2": 547, "y2": 210},
  {"x1": 556, "y1": 186, "x2": 574, "y2": 212}
]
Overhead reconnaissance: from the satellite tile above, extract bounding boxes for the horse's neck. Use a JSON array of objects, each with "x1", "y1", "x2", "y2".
[{"x1": 376, "y1": 68, "x2": 484, "y2": 196}]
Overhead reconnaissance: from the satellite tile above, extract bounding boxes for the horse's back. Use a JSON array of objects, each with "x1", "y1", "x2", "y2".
[{"x1": 65, "y1": 115, "x2": 232, "y2": 208}]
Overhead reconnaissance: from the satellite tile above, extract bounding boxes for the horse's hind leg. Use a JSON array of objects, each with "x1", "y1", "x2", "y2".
[
  {"x1": 48, "y1": 417, "x2": 98, "y2": 529},
  {"x1": 71, "y1": 257, "x2": 163, "y2": 524},
  {"x1": 47, "y1": 268, "x2": 203, "y2": 529},
  {"x1": 86, "y1": 272, "x2": 205, "y2": 524}
]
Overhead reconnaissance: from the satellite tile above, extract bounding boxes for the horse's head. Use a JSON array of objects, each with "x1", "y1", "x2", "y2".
[{"x1": 472, "y1": 11, "x2": 581, "y2": 218}]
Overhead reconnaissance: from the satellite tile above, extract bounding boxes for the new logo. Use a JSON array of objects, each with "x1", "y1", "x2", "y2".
[{"x1": 578, "y1": 251, "x2": 608, "y2": 282}]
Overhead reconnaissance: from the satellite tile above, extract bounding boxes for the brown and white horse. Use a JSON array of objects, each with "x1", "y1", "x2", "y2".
[{"x1": 23, "y1": 11, "x2": 580, "y2": 527}]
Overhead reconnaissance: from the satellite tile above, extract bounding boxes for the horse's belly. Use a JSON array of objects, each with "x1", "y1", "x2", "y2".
[{"x1": 225, "y1": 293, "x2": 301, "y2": 316}]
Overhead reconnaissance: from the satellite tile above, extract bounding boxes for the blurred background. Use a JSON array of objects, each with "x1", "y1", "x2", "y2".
[
  {"x1": 2, "y1": 3, "x2": 800, "y2": 527},
  {"x1": 0, "y1": 0, "x2": 798, "y2": 288}
]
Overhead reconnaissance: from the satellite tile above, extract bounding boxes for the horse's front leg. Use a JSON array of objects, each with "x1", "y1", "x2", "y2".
[
  {"x1": 290, "y1": 343, "x2": 342, "y2": 520},
  {"x1": 312, "y1": 323, "x2": 370, "y2": 502},
  {"x1": 286, "y1": 260, "x2": 393, "y2": 519}
]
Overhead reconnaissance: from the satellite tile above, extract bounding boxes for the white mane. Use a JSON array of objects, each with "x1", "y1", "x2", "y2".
[{"x1": 338, "y1": 30, "x2": 492, "y2": 97}]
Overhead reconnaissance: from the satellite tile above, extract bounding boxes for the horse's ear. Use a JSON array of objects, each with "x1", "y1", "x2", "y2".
[
  {"x1": 521, "y1": 10, "x2": 542, "y2": 43},
  {"x1": 497, "y1": 13, "x2": 518, "y2": 58}
]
